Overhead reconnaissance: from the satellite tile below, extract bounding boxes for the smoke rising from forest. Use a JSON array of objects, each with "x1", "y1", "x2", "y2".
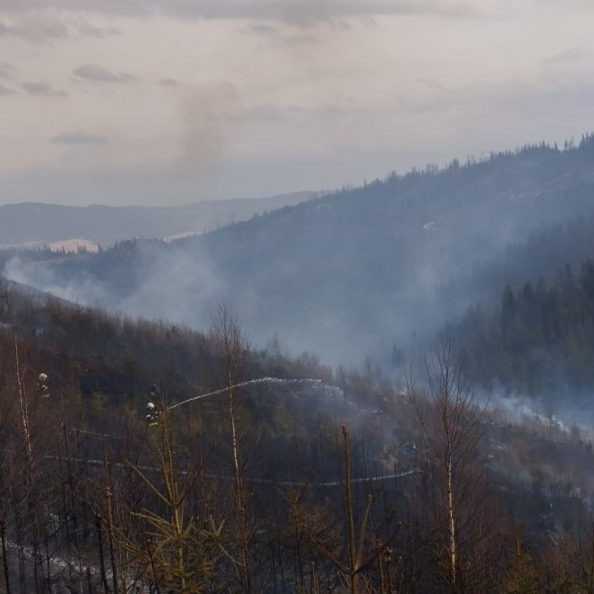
[
  {"x1": 8, "y1": 3, "x2": 594, "y2": 591},
  {"x1": 8, "y1": 138, "x2": 594, "y2": 371}
]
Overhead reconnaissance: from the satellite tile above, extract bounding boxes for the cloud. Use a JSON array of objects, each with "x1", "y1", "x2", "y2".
[
  {"x1": 22, "y1": 81, "x2": 67, "y2": 97},
  {"x1": 240, "y1": 21, "x2": 322, "y2": 47},
  {"x1": 244, "y1": 23, "x2": 279, "y2": 36},
  {"x1": 164, "y1": 0, "x2": 481, "y2": 23},
  {"x1": 50, "y1": 132, "x2": 109, "y2": 145},
  {"x1": 0, "y1": 0, "x2": 481, "y2": 23},
  {"x1": 159, "y1": 77, "x2": 179, "y2": 87},
  {"x1": 73, "y1": 64, "x2": 135, "y2": 83},
  {"x1": 543, "y1": 48, "x2": 587, "y2": 65},
  {"x1": 0, "y1": 62, "x2": 15, "y2": 79},
  {"x1": 0, "y1": 84, "x2": 17, "y2": 96},
  {"x1": 76, "y1": 22, "x2": 121, "y2": 38},
  {"x1": 0, "y1": 14, "x2": 68, "y2": 42},
  {"x1": 0, "y1": 13, "x2": 123, "y2": 42}
]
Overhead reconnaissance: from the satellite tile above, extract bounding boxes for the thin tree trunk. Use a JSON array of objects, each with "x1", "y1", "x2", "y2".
[
  {"x1": 95, "y1": 514, "x2": 110, "y2": 594},
  {"x1": 0, "y1": 520, "x2": 12, "y2": 594},
  {"x1": 447, "y1": 451, "x2": 457, "y2": 590},
  {"x1": 44, "y1": 527, "x2": 51, "y2": 594},
  {"x1": 342, "y1": 426, "x2": 358, "y2": 594},
  {"x1": 12, "y1": 493, "x2": 26, "y2": 594},
  {"x1": 228, "y1": 380, "x2": 251, "y2": 594},
  {"x1": 378, "y1": 551, "x2": 387, "y2": 594},
  {"x1": 14, "y1": 338, "x2": 32, "y2": 594},
  {"x1": 15, "y1": 338, "x2": 32, "y2": 463},
  {"x1": 105, "y1": 473, "x2": 118, "y2": 594},
  {"x1": 86, "y1": 567, "x2": 94, "y2": 594},
  {"x1": 311, "y1": 562, "x2": 321, "y2": 594},
  {"x1": 589, "y1": 523, "x2": 594, "y2": 594}
]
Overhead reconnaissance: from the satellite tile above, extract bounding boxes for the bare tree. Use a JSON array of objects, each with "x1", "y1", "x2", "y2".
[
  {"x1": 209, "y1": 304, "x2": 253, "y2": 594},
  {"x1": 413, "y1": 337, "x2": 494, "y2": 593}
]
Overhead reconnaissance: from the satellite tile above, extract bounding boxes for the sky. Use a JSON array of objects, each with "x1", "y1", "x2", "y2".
[{"x1": 1, "y1": 0, "x2": 594, "y2": 206}]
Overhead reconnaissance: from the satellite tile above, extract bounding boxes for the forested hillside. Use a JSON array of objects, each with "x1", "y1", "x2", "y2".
[
  {"x1": 7, "y1": 0, "x2": 594, "y2": 589},
  {"x1": 446, "y1": 257, "x2": 594, "y2": 398},
  {"x1": 0, "y1": 278, "x2": 334, "y2": 407},
  {"x1": 14, "y1": 136, "x2": 594, "y2": 364},
  {"x1": 6, "y1": 135, "x2": 594, "y2": 592},
  {"x1": 2, "y1": 280, "x2": 594, "y2": 593}
]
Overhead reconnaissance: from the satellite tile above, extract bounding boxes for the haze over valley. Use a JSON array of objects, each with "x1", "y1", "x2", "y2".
[{"x1": 9, "y1": 137, "x2": 594, "y2": 368}]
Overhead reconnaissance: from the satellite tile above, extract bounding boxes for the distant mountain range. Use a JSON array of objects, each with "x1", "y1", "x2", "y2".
[
  {"x1": 0, "y1": 191, "x2": 317, "y2": 248},
  {"x1": 9, "y1": 136, "x2": 594, "y2": 364}
]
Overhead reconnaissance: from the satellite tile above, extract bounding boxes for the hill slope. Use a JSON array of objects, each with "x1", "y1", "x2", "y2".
[
  {"x1": 446, "y1": 253, "x2": 594, "y2": 400},
  {"x1": 10, "y1": 137, "x2": 594, "y2": 363},
  {"x1": 1, "y1": 275, "x2": 594, "y2": 594}
]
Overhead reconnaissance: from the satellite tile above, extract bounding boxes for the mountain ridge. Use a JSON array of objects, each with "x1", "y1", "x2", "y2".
[
  {"x1": 11, "y1": 135, "x2": 594, "y2": 363},
  {"x1": 0, "y1": 191, "x2": 318, "y2": 246}
]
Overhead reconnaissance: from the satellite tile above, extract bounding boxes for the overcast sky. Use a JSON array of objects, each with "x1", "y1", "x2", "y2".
[{"x1": 1, "y1": 0, "x2": 594, "y2": 206}]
